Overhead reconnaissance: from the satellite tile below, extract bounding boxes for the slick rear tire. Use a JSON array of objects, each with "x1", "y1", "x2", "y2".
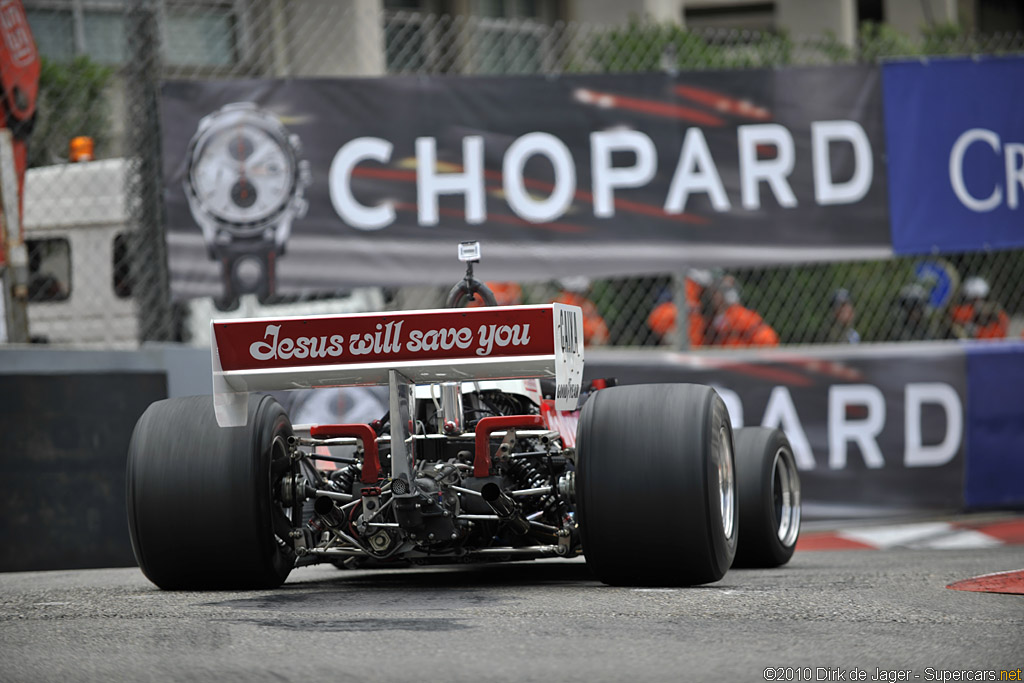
[
  {"x1": 127, "y1": 394, "x2": 296, "y2": 590},
  {"x1": 732, "y1": 427, "x2": 801, "y2": 568},
  {"x1": 576, "y1": 384, "x2": 737, "y2": 586}
]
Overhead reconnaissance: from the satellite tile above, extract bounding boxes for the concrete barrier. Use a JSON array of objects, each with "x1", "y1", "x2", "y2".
[{"x1": 0, "y1": 346, "x2": 209, "y2": 572}]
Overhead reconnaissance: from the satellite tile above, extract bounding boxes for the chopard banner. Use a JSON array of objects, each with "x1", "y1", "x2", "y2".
[{"x1": 161, "y1": 66, "x2": 891, "y2": 300}]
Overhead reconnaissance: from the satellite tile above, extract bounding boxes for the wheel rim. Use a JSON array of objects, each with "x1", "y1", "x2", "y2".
[
  {"x1": 771, "y1": 447, "x2": 801, "y2": 547},
  {"x1": 716, "y1": 426, "x2": 736, "y2": 540}
]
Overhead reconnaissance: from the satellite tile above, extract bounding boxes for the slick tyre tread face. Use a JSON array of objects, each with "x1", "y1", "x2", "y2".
[
  {"x1": 576, "y1": 384, "x2": 738, "y2": 586},
  {"x1": 126, "y1": 394, "x2": 295, "y2": 590},
  {"x1": 732, "y1": 427, "x2": 801, "y2": 568}
]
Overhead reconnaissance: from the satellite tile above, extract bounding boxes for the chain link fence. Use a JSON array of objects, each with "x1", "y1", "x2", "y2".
[{"x1": 16, "y1": 1, "x2": 1024, "y2": 348}]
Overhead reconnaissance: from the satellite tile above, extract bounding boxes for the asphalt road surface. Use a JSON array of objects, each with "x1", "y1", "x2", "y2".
[{"x1": 2, "y1": 548, "x2": 1022, "y2": 683}]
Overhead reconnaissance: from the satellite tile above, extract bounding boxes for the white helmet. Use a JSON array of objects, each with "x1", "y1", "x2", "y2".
[
  {"x1": 688, "y1": 268, "x2": 713, "y2": 287},
  {"x1": 962, "y1": 276, "x2": 990, "y2": 300},
  {"x1": 558, "y1": 276, "x2": 591, "y2": 293}
]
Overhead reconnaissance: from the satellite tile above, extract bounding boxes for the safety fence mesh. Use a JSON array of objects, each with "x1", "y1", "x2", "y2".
[{"x1": 15, "y1": 1, "x2": 1024, "y2": 348}]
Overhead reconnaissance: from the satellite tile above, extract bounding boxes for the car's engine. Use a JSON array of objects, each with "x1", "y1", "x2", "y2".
[{"x1": 290, "y1": 383, "x2": 582, "y2": 568}]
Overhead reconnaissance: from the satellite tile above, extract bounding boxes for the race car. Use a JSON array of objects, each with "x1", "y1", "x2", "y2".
[{"x1": 126, "y1": 243, "x2": 801, "y2": 589}]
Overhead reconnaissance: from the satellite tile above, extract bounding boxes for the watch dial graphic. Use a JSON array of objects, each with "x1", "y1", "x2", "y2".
[
  {"x1": 184, "y1": 102, "x2": 311, "y2": 308},
  {"x1": 190, "y1": 124, "x2": 296, "y2": 225}
]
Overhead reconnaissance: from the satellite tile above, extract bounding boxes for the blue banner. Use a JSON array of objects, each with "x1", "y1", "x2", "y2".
[
  {"x1": 883, "y1": 56, "x2": 1024, "y2": 254},
  {"x1": 964, "y1": 341, "x2": 1024, "y2": 509}
]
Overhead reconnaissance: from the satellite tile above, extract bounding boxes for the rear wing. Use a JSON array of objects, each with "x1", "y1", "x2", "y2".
[{"x1": 211, "y1": 304, "x2": 584, "y2": 427}]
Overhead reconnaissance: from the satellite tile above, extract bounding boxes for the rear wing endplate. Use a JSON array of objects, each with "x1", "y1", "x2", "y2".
[{"x1": 211, "y1": 304, "x2": 584, "y2": 427}]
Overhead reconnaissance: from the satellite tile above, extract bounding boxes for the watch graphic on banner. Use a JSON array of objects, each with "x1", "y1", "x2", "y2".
[{"x1": 184, "y1": 102, "x2": 311, "y2": 308}]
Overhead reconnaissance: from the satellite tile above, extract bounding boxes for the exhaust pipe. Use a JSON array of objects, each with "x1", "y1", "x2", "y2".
[
  {"x1": 480, "y1": 483, "x2": 530, "y2": 536},
  {"x1": 314, "y1": 495, "x2": 347, "y2": 529}
]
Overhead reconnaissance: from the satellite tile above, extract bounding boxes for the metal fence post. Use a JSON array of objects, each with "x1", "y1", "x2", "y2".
[
  {"x1": 673, "y1": 271, "x2": 691, "y2": 351},
  {"x1": 124, "y1": 0, "x2": 172, "y2": 343},
  {"x1": 0, "y1": 129, "x2": 28, "y2": 343}
]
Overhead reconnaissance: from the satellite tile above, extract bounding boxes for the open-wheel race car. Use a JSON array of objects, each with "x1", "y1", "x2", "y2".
[{"x1": 127, "y1": 244, "x2": 802, "y2": 589}]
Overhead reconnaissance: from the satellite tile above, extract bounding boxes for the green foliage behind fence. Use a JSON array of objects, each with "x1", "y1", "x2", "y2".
[{"x1": 30, "y1": 56, "x2": 114, "y2": 169}]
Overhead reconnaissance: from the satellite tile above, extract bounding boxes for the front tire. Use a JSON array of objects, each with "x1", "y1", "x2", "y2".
[
  {"x1": 127, "y1": 394, "x2": 297, "y2": 590},
  {"x1": 732, "y1": 427, "x2": 801, "y2": 568},
  {"x1": 576, "y1": 384, "x2": 737, "y2": 586}
]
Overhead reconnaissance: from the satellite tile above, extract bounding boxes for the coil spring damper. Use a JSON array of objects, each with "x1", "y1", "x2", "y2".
[{"x1": 507, "y1": 458, "x2": 561, "y2": 517}]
